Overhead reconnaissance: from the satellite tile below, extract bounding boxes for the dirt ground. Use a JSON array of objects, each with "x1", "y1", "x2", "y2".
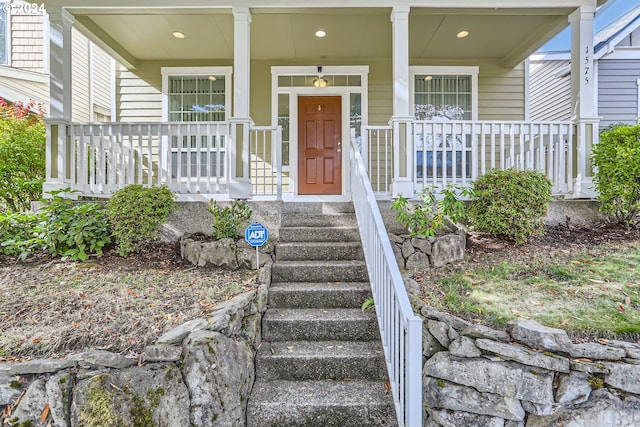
[
  {"x1": 0, "y1": 243, "x2": 259, "y2": 361},
  {"x1": 1, "y1": 223, "x2": 639, "y2": 361}
]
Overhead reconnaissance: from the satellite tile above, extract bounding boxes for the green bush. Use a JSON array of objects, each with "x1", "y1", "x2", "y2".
[
  {"x1": 107, "y1": 185, "x2": 176, "y2": 256},
  {"x1": 466, "y1": 169, "x2": 552, "y2": 244},
  {"x1": 208, "y1": 200, "x2": 252, "y2": 239},
  {"x1": 592, "y1": 124, "x2": 640, "y2": 227},
  {"x1": 0, "y1": 189, "x2": 110, "y2": 260},
  {"x1": 0, "y1": 99, "x2": 46, "y2": 213}
]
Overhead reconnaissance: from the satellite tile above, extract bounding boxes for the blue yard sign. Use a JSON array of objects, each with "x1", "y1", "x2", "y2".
[
  {"x1": 245, "y1": 223, "x2": 268, "y2": 247},
  {"x1": 245, "y1": 223, "x2": 268, "y2": 270}
]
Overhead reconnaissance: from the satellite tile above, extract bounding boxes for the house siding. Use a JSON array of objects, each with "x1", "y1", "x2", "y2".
[
  {"x1": 477, "y1": 62, "x2": 527, "y2": 121},
  {"x1": 529, "y1": 59, "x2": 572, "y2": 121},
  {"x1": 9, "y1": 8, "x2": 45, "y2": 72},
  {"x1": 598, "y1": 59, "x2": 640, "y2": 127},
  {"x1": 115, "y1": 64, "x2": 162, "y2": 122}
]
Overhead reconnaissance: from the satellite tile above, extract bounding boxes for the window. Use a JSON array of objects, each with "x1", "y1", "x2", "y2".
[
  {"x1": 411, "y1": 66, "x2": 478, "y2": 180},
  {"x1": 0, "y1": 6, "x2": 8, "y2": 65},
  {"x1": 161, "y1": 67, "x2": 232, "y2": 180}
]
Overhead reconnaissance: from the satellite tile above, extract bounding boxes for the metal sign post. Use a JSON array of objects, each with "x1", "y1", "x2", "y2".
[{"x1": 244, "y1": 223, "x2": 269, "y2": 269}]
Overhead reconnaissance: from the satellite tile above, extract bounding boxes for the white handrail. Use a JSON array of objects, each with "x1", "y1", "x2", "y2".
[{"x1": 349, "y1": 130, "x2": 423, "y2": 427}]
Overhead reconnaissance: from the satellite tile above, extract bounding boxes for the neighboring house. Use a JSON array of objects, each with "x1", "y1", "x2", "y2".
[
  {"x1": 530, "y1": 5, "x2": 640, "y2": 129},
  {"x1": 39, "y1": 0, "x2": 607, "y2": 203},
  {"x1": 0, "y1": 0, "x2": 112, "y2": 120}
]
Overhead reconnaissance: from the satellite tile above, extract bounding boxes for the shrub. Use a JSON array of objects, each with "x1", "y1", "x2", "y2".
[
  {"x1": 391, "y1": 186, "x2": 469, "y2": 238},
  {"x1": 208, "y1": 200, "x2": 252, "y2": 239},
  {"x1": 0, "y1": 189, "x2": 110, "y2": 260},
  {"x1": 0, "y1": 99, "x2": 46, "y2": 213},
  {"x1": 592, "y1": 124, "x2": 640, "y2": 227},
  {"x1": 107, "y1": 185, "x2": 176, "y2": 256},
  {"x1": 466, "y1": 169, "x2": 552, "y2": 244}
]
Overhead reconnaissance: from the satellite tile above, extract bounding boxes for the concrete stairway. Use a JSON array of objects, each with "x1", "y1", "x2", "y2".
[{"x1": 247, "y1": 203, "x2": 397, "y2": 427}]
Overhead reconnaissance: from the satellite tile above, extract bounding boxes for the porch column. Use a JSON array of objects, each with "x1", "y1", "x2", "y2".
[
  {"x1": 390, "y1": 6, "x2": 414, "y2": 198},
  {"x1": 569, "y1": 5, "x2": 599, "y2": 198},
  {"x1": 44, "y1": 7, "x2": 74, "y2": 195},
  {"x1": 229, "y1": 6, "x2": 252, "y2": 199}
]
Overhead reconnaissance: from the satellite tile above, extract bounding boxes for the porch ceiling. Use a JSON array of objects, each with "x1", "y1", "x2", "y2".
[{"x1": 71, "y1": 6, "x2": 575, "y2": 68}]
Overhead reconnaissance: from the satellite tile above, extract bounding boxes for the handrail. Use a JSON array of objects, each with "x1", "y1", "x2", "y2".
[{"x1": 349, "y1": 130, "x2": 423, "y2": 427}]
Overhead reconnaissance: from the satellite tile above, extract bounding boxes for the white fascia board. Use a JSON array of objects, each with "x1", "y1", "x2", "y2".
[
  {"x1": 530, "y1": 52, "x2": 571, "y2": 61},
  {"x1": 0, "y1": 66, "x2": 49, "y2": 83}
]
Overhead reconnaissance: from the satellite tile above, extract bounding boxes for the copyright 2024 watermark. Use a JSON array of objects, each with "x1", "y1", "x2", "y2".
[{"x1": 2, "y1": 1, "x2": 45, "y2": 14}]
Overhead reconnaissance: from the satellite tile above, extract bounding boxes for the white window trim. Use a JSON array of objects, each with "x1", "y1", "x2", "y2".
[
  {"x1": 410, "y1": 65, "x2": 479, "y2": 121},
  {"x1": 161, "y1": 66, "x2": 232, "y2": 122},
  {"x1": 270, "y1": 65, "x2": 369, "y2": 197},
  {"x1": 1, "y1": 4, "x2": 10, "y2": 67}
]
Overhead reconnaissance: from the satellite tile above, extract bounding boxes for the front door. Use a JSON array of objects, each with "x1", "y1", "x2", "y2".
[{"x1": 298, "y1": 96, "x2": 342, "y2": 195}]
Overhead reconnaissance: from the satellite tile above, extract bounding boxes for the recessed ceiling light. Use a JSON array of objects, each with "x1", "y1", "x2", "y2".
[
  {"x1": 208, "y1": 76, "x2": 217, "y2": 82},
  {"x1": 456, "y1": 30, "x2": 469, "y2": 39},
  {"x1": 315, "y1": 30, "x2": 326, "y2": 38},
  {"x1": 424, "y1": 75, "x2": 433, "y2": 81},
  {"x1": 172, "y1": 31, "x2": 186, "y2": 39}
]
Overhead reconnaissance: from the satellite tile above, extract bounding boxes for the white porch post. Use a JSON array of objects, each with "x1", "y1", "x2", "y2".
[
  {"x1": 43, "y1": 7, "x2": 74, "y2": 195},
  {"x1": 229, "y1": 6, "x2": 252, "y2": 199},
  {"x1": 570, "y1": 5, "x2": 599, "y2": 198},
  {"x1": 390, "y1": 6, "x2": 414, "y2": 198}
]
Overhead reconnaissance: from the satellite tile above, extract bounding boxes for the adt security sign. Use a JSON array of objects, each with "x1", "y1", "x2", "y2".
[
  {"x1": 245, "y1": 223, "x2": 268, "y2": 270},
  {"x1": 245, "y1": 223, "x2": 268, "y2": 247}
]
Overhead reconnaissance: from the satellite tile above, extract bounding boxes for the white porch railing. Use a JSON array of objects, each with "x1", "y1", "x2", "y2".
[
  {"x1": 365, "y1": 120, "x2": 574, "y2": 196},
  {"x1": 63, "y1": 122, "x2": 231, "y2": 196},
  {"x1": 249, "y1": 125, "x2": 283, "y2": 199},
  {"x1": 349, "y1": 131, "x2": 423, "y2": 427}
]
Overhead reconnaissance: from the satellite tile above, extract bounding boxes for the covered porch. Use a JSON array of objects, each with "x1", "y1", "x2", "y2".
[{"x1": 43, "y1": 1, "x2": 603, "y2": 202}]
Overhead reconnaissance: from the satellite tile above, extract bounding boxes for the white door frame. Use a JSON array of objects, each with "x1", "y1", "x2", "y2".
[{"x1": 271, "y1": 66, "x2": 368, "y2": 200}]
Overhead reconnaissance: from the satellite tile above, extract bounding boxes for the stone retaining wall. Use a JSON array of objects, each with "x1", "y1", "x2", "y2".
[
  {"x1": 403, "y1": 278, "x2": 640, "y2": 427},
  {"x1": 0, "y1": 266, "x2": 271, "y2": 427}
]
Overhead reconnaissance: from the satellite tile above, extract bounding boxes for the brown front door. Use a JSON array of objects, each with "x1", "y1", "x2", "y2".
[{"x1": 298, "y1": 96, "x2": 342, "y2": 195}]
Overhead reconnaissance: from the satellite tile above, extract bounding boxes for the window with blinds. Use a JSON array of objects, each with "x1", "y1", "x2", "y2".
[{"x1": 168, "y1": 75, "x2": 226, "y2": 122}]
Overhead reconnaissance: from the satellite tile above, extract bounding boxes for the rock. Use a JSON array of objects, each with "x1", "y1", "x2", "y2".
[
  {"x1": 391, "y1": 242, "x2": 405, "y2": 269},
  {"x1": 10, "y1": 379, "x2": 49, "y2": 425},
  {"x1": 71, "y1": 365, "x2": 190, "y2": 427},
  {"x1": 157, "y1": 317, "x2": 209, "y2": 345},
  {"x1": 182, "y1": 330, "x2": 254, "y2": 427},
  {"x1": 0, "y1": 372, "x2": 24, "y2": 406},
  {"x1": 144, "y1": 345, "x2": 183, "y2": 362},
  {"x1": 241, "y1": 313, "x2": 262, "y2": 350},
  {"x1": 258, "y1": 264, "x2": 271, "y2": 289},
  {"x1": 254, "y1": 284, "x2": 269, "y2": 313},
  {"x1": 431, "y1": 234, "x2": 465, "y2": 268},
  {"x1": 237, "y1": 245, "x2": 271, "y2": 270},
  {"x1": 423, "y1": 328, "x2": 446, "y2": 358},
  {"x1": 159, "y1": 222, "x2": 183, "y2": 243},
  {"x1": 462, "y1": 324, "x2": 510, "y2": 342},
  {"x1": 412, "y1": 237, "x2": 432, "y2": 255},
  {"x1": 406, "y1": 252, "x2": 431, "y2": 271},
  {"x1": 526, "y1": 389, "x2": 640, "y2": 427},
  {"x1": 608, "y1": 340, "x2": 640, "y2": 359},
  {"x1": 475, "y1": 339, "x2": 570, "y2": 373},
  {"x1": 182, "y1": 240, "x2": 203, "y2": 265},
  {"x1": 448, "y1": 326, "x2": 460, "y2": 342},
  {"x1": 569, "y1": 343, "x2": 625, "y2": 360},
  {"x1": 401, "y1": 239, "x2": 415, "y2": 258},
  {"x1": 46, "y1": 372, "x2": 74, "y2": 427},
  {"x1": 569, "y1": 359, "x2": 610, "y2": 374},
  {"x1": 449, "y1": 337, "x2": 481, "y2": 358},
  {"x1": 424, "y1": 377, "x2": 525, "y2": 420},
  {"x1": 555, "y1": 372, "x2": 591, "y2": 405},
  {"x1": 68, "y1": 350, "x2": 137, "y2": 369},
  {"x1": 421, "y1": 306, "x2": 472, "y2": 331},
  {"x1": 506, "y1": 318, "x2": 574, "y2": 353},
  {"x1": 197, "y1": 239, "x2": 239, "y2": 269},
  {"x1": 427, "y1": 407, "x2": 506, "y2": 427},
  {"x1": 505, "y1": 422, "x2": 524, "y2": 427},
  {"x1": 424, "y1": 352, "x2": 554, "y2": 404},
  {"x1": 428, "y1": 320, "x2": 451, "y2": 348},
  {"x1": 388, "y1": 233, "x2": 403, "y2": 244},
  {"x1": 9, "y1": 358, "x2": 77, "y2": 375},
  {"x1": 521, "y1": 400, "x2": 554, "y2": 416},
  {"x1": 602, "y1": 361, "x2": 640, "y2": 394},
  {"x1": 402, "y1": 275, "x2": 421, "y2": 295}
]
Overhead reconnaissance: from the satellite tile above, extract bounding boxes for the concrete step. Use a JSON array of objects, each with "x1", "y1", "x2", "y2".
[
  {"x1": 279, "y1": 226, "x2": 360, "y2": 243},
  {"x1": 268, "y1": 282, "x2": 371, "y2": 309},
  {"x1": 247, "y1": 380, "x2": 397, "y2": 427},
  {"x1": 256, "y1": 340, "x2": 387, "y2": 381},
  {"x1": 281, "y1": 202, "x2": 355, "y2": 215},
  {"x1": 271, "y1": 260, "x2": 368, "y2": 283},
  {"x1": 280, "y1": 212, "x2": 357, "y2": 228},
  {"x1": 277, "y1": 241, "x2": 363, "y2": 261},
  {"x1": 262, "y1": 308, "x2": 379, "y2": 341}
]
